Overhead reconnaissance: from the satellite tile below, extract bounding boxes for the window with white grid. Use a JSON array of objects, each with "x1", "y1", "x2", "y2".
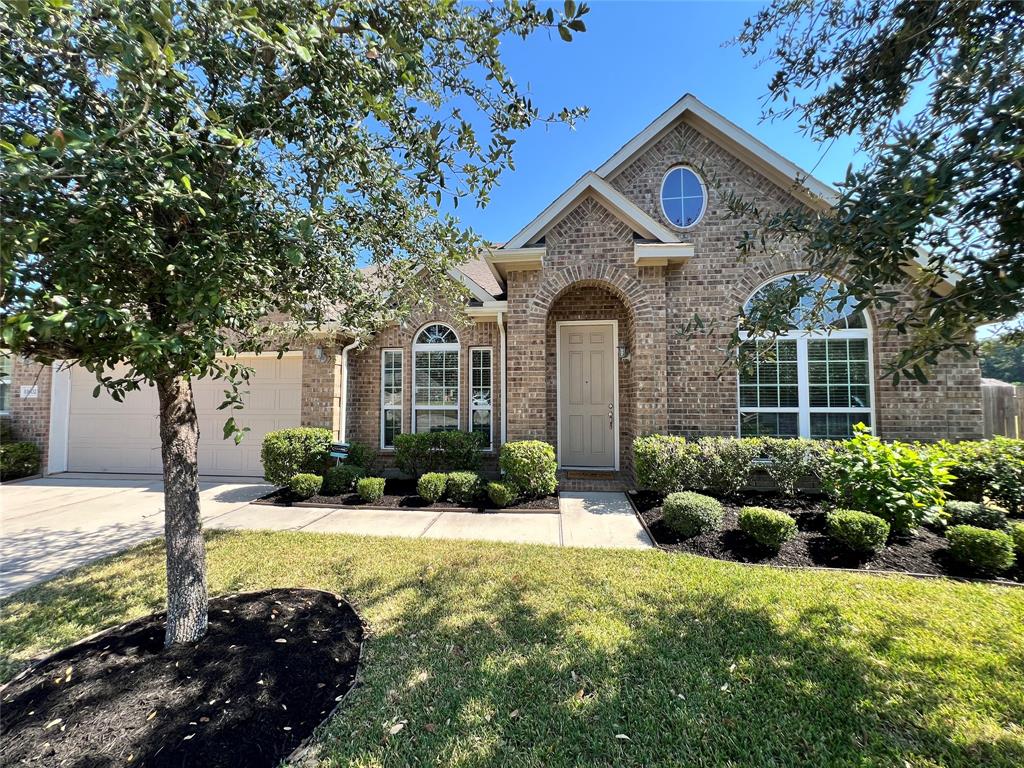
[
  {"x1": 469, "y1": 347, "x2": 492, "y2": 449},
  {"x1": 380, "y1": 349, "x2": 403, "y2": 449}
]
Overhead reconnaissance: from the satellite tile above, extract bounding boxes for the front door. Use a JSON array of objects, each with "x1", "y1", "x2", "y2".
[{"x1": 558, "y1": 322, "x2": 616, "y2": 468}]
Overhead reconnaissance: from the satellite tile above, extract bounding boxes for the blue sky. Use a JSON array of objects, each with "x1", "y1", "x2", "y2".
[{"x1": 448, "y1": 0, "x2": 864, "y2": 243}]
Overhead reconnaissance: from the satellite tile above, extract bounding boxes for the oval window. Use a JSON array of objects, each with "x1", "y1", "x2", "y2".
[{"x1": 660, "y1": 166, "x2": 706, "y2": 228}]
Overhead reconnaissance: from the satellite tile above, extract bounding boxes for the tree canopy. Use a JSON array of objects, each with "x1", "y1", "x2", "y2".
[
  {"x1": 731, "y1": 0, "x2": 1023, "y2": 382},
  {"x1": 979, "y1": 335, "x2": 1024, "y2": 384}
]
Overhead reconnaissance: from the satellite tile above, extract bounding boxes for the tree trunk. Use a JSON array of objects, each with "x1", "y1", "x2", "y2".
[{"x1": 156, "y1": 374, "x2": 208, "y2": 646}]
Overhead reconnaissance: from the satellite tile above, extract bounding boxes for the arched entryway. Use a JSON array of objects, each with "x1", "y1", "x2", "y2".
[{"x1": 545, "y1": 281, "x2": 636, "y2": 474}]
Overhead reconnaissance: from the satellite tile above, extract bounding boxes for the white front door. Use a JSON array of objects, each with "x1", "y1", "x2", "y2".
[{"x1": 558, "y1": 322, "x2": 617, "y2": 469}]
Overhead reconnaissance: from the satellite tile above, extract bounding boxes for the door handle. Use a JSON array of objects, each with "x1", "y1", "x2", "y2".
[{"x1": 608, "y1": 404, "x2": 614, "y2": 429}]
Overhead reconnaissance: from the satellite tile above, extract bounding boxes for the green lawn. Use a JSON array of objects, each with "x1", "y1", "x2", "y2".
[{"x1": 2, "y1": 532, "x2": 1022, "y2": 767}]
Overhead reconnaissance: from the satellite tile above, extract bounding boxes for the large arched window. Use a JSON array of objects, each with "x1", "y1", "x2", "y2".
[
  {"x1": 738, "y1": 275, "x2": 873, "y2": 439},
  {"x1": 413, "y1": 323, "x2": 460, "y2": 433}
]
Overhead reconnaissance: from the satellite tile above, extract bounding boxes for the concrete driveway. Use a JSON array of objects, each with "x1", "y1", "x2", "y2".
[
  {"x1": 0, "y1": 474, "x2": 272, "y2": 598},
  {"x1": 1, "y1": 477, "x2": 651, "y2": 599}
]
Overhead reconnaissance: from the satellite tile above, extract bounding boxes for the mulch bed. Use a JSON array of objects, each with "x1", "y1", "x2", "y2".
[
  {"x1": 0, "y1": 588, "x2": 363, "y2": 768},
  {"x1": 629, "y1": 490, "x2": 1023, "y2": 582},
  {"x1": 255, "y1": 478, "x2": 560, "y2": 513}
]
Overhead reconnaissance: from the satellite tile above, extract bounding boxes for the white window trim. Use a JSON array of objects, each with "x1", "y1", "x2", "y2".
[
  {"x1": 0, "y1": 352, "x2": 11, "y2": 415},
  {"x1": 469, "y1": 347, "x2": 493, "y2": 450},
  {"x1": 736, "y1": 327, "x2": 875, "y2": 439},
  {"x1": 412, "y1": 323, "x2": 460, "y2": 434},
  {"x1": 659, "y1": 164, "x2": 708, "y2": 231},
  {"x1": 380, "y1": 348, "x2": 403, "y2": 450}
]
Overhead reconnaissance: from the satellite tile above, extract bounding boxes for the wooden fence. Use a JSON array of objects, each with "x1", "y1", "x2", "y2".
[{"x1": 981, "y1": 379, "x2": 1023, "y2": 438}]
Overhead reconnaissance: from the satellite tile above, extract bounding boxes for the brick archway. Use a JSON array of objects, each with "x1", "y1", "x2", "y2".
[{"x1": 528, "y1": 265, "x2": 654, "y2": 328}]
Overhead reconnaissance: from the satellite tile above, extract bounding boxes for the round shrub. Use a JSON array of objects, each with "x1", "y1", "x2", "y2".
[
  {"x1": 738, "y1": 506, "x2": 797, "y2": 551},
  {"x1": 417, "y1": 472, "x2": 448, "y2": 503},
  {"x1": 499, "y1": 441, "x2": 557, "y2": 498},
  {"x1": 322, "y1": 465, "x2": 364, "y2": 496},
  {"x1": 487, "y1": 481, "x2": 519, "y2": 508},
  {"x1": 946, "y1": 525, "x2": 1016, "y2": 577},
  {"x1": 261, "y1": 427, "x2": 331, "y2": 486},
  {"x1": 661, "y1": 491, "x2": 724, "y2": 538},
  {"x1": 356, "y1": 477, "x2": 386, "y2": 503},
  {"x1": 826, "y1": 509, "x2": 890, "y2": 554},
  {"x1": 0, "y1": 441, "x2": 41, "y2": 480},
  {"x1": 447, "y1": 471, "x2": 482, "y2": 505},
  {"x1": 945, "y1": 500, "x2": 1008, "y2": 531},
  {"x1": 289, "y1": 473, "x2": 323, "y2": 500},
  {"x1": 1010, "y1": 522, "x2": 1024, "y2": 561}
]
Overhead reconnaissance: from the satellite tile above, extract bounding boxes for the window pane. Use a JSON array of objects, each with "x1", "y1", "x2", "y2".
[
  {"x1": 663, "y1": 196, "x2": 683, "y2": 227},
  {"x1": 663, "y1": 168, "x2": 682, "y2": 197},
  {"x1": 810, "y1": 412, "x2": 871, "y2": 440},
  {"x1": 739, "y1": 386, "x2": 757, "y2": 407},
  {"x1": 808, "y1": 340, "x2": 826, "y2": 361},
  {"x1": 779, "y1": 386, "x2": 799, "y2": 407},
  {"x1": 850, "y1": 386, "x2": 870, "y2": 408},
  {"x1": 759, "y1": 387, "x2": 778, "y2": 408},
  {"x1": 383, "y1": 409, "x2": 401, "y2": 448},
  {"x1": 740, "y1": 412, "x2": 798, "y2": 438},
  {"x1": 680, "y1": 167, "x2": 702, "y2": 197},
  {"x1": 471, "y1": 409, "x2": 491, "y2": 439},
  {"x1": 809, "y1": 385, "x2": 828, "y2": 408},
  {"x1": 828, "y1": 386, "x2": 850, "y2": 408},
  {"x1": 415, "y1": 410, "x2": 458, "y2": 433},
  {"x1": 681, "y1": 196, "x2": 703, "y2": 227}
]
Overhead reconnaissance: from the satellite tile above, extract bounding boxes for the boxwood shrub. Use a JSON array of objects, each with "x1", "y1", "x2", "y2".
[
  {"x1": 760, "y1": 437, "x2": 829, "y2": 497},
  {"x1": 946, "y1": 525, "x2": 1016, "y2": 576},
  {"x1": 322, "y1": 464, "x2": 364, "y2": 496},
  {"x1": 487, "y1": 481, "x2": 519, "y2": 508},
  {"x1": 417, "y1": 472, "x2": 448, "y2": 503},
  {"x1": 945, "y1": 500, "x2": 1008, "y2": 531},
  {"x1": 826, "y1": 509, "x2": 890, "y2": 554},
  {"x1": 357, "y1": 476, "x2": 386, "y2": 503},
  {"x1": 261, "y1": 427, "x2": 332, "y2": 487},
  {"x1": 394, "y1": 431, "x2": 482, "y2": 478},
  {"x1": 289, "y1": 473, "x2": 323, "y2": 500},
  {"x1": 499, "y1": 441, "x2": 557, "y2": 498},
  {"x1": 0, "y1": 441, "x2": 41, "y2": 480},
  {"x1": 661, "y1": 491, "x2": 724, "y2": 538},
  {"x1": 447, "y1": 471, "x2": 482, "y2": 505},
  {"x1": 739, "y1": 506, "x2": 797, "y2": 551},
  {"x1": 633, "y1": 435, "x2": 701, "y2": 494}
]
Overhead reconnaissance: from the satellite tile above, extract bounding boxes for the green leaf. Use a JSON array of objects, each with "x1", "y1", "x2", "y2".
[
  {"x1": 564, "y1": 0, "x2": 577, "y2": 17},
  {"x1": 294, "y1": 44, "x2": 311, "y2": 63},
  {"x1": 180, "y1": 174, "x2": 192, "y2": 192},
  {"x1": 21, "y1": 132, "x2": 40, "y2": 148},
  {"x1": 558, "y1": 25, "x2": 572, "y2": 42},
  {"x1": 139, "y1": 28, "x2": 161, "y2": 62}
]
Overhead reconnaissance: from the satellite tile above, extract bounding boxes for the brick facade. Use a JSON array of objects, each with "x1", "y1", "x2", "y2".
[{"x1": 3, "y1": 356, "x2": 54, "y2": 473}]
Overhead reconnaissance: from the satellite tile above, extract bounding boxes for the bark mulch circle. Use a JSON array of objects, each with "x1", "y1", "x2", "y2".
[
  {"x1": 0, "y1": 588, "x2": 363, "y2": 768},
  {"x1": 629, "y1": 490, "x2": 1023, "y2": 583}
]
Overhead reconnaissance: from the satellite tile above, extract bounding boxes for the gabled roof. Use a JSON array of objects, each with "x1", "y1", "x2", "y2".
[
  {"x1": 503, "y1": 172, "x2": 684, "y2": 250},
  {"x1": 360, "y1": 256, "x2": 504, "y2": 303}
]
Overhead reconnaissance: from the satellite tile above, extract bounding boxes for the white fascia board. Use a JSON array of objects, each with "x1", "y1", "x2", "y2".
[
  {"x1": 634, "y1": 242, "x2": 695, "y2": 266},
  {"x1": 485, "y1": 247, "x2": 545, "y2": 281},
  {"x1": 504, "y1": 172, "x2": 681, "y2": 249},
  {"x1": 465, "y1": 301, "x2": 509, "y2": 322},
  {"x1": 595, "y1": 94, "x2": 838, "y2": 206}
]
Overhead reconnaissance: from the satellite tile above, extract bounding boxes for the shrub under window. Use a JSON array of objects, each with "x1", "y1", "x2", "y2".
[
  {"x1": 500, "y1": 440, "x2": 557, "y2": 498},
  {"x1": 261, "y1": 428, "x2": 332, "y2": 487}
]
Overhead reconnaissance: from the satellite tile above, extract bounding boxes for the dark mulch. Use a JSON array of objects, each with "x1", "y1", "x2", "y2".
[
  {"x1": 0, "y1": 588, "x2": 363, "y2": 768},
  {"x1": 256, "y1": 477, "x2": 559, "y2": 512},
  {"x1": 629, "y1": 490, "x2": 1023, "y2": 582}
]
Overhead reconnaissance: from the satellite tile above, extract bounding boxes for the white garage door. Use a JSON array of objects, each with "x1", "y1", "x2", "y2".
[{"x1": 66, "y1": 355, "x2": 303, "y2": 477}]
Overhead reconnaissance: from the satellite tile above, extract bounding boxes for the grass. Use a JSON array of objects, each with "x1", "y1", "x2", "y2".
[{"x1": 2, "y1": 531, "x2": 1023, "y2": 767}]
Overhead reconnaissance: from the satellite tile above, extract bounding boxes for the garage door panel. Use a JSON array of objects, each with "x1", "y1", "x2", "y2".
[{"x1": 67, "y1": 355, "x2": 304, "y2": 477}]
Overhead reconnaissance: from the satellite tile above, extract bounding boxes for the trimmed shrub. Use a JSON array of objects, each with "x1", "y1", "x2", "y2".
[
  {"x1": 633, "y1": 435, "x2": 702, "y2": 494},
  {"x1": 289, "y1": 473, "x2": 323, "y2": 500},
  {"x1": 500, "y1": 440, "x2": 557, "y2": 498},
  {"x1": 394, "y1": 431, "x2": 482, "y2": 478},
  {"x1": 932, "y1": 438, "x2": 1024, "y2": 514},
  {"x1": 261, "y1": 427, "x2": 331, "y2": 486},
  {"x1": 487, "y1": 481, "x2": 519, "y2": 508},
  {"x1": 447, "y1": 471, "x2": 482, "y2": 505},
  {"x1": 322, "y1": 464, "x2": 364, "y2": 496},
  {"x1": 823, "y1": 424, "x2": 953, "y2": 535},
  {"x1": 760, "y1": 437, "x2": 828, "y2": 496},
  {"x1": 357, "y1": 477, "x2": 386, "y2": 503},
  {"x1": 945, "y1": 500, "x2": 1008, "y2": 531},
  {"x1": 826, "y1": 509, "x2": 890, "y2": 554},
  {"x1": 946, "y1": 525, "x2": 1016, "y2": 576},
  {"x1": 739, "y1": 506, "x2": 797, "y2": 551},
  {"x1": 0, "y1": 441, "x2": 41, "y2": 480},
  {"x1": 417, "y1": 472, "x2": 448, "y2": 503},
  {"x1": 1010, "y1": 522, "x2": 1024, "y2": 561},
  {"x1": 344, "y1": 440, "x2": 379, "y2": 474},
  {"x1": 661, "y1": 491, "x2": 724, "y2": 538},
  {"x1": 697, "y1": 437, "x2": 759, "y2": 497}
]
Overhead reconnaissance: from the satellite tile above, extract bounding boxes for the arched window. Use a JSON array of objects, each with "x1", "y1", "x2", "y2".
[
  {"x1": 738, "y1": 275, "x2": 873, "y2": 439},
  {"x1": 413, "y1": 323, "x2": 460, "y2": 433}
]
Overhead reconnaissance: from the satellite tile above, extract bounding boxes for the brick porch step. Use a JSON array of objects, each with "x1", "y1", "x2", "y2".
[{"x1": 557, "y1": 470, "x2": 629, "y2": 492}]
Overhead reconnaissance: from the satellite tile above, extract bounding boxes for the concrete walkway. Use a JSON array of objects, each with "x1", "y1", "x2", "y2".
[{"x1": 1, "y1": 478, "x2": 651, "y2": 597}]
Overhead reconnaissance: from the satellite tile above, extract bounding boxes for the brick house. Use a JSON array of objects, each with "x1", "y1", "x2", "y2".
[{"x1": 4, "y1": 95, "x2": 983, "y2": 485}]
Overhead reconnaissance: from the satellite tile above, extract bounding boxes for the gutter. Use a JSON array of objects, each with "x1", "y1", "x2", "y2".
[
  {"x1": 337, "y1": 338, "x2": 360, "y2": 442},
  {"x1": 497, "y1": 310, "x2": 507, "y2": 447}
]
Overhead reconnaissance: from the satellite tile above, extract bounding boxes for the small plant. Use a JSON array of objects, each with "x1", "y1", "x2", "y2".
[
  {"x1": 739, "y1": 506, "x2": 797, "y2": 551},
  {"x1": 261, "y1": 427, "x2": 332, "y2": 486},
  {"x1": 344, "y1": 440, "x2": 379, "y2": 474},
  {"x1": 394, "y1": 431, "x2": 482, "y2": 478},
  {"x1": 500, "y1": 441, "x2": 557, "y2": 497},
  {"x1": 357, "y1": 477, "x2": 386, "y2": 503},
  {"x1": 447, "y1": 471, "x2": 483, "y2": 505},
  {"x1": 0, "y1": 441, "x2": 41, "y2": 480},
  {"x1": 823, "y1": 424, "x2": 953, "y2": 535},
  {"x1": 487, "y1": 481, "x2": 519, "y2": 508},
  {"x1": 633, "y1": 435, "x2": 702, "y2": 494},
  {"x1": 322, "y1": 465, "x2": 364, "y2": 496},
  {"x1": 697, "y1": 437, "x2": 759, "y2": 497},
  {"x1": 417, "y1": 472, "x2": 449, "y2": 503},
  {"x1": 661, "y1": 491, "x2": 724, "y2": 538},
  {"x1": 289, "y1": 473, "x2": 323, "y2": 500},
  {"x1": 946, "y1": 525, "x2": 1016, "y2": 577},
  {"x1": 945, "y1": 500, "x2": 1008, "y2": 531},
  {"x1": 826, "y1": 509, "x2": 890, "y2": 555}
]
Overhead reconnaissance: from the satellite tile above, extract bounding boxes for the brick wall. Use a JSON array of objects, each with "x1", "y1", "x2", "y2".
[{"x1": 3, "y1": 356, "x2": 53, "y2": 472}]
